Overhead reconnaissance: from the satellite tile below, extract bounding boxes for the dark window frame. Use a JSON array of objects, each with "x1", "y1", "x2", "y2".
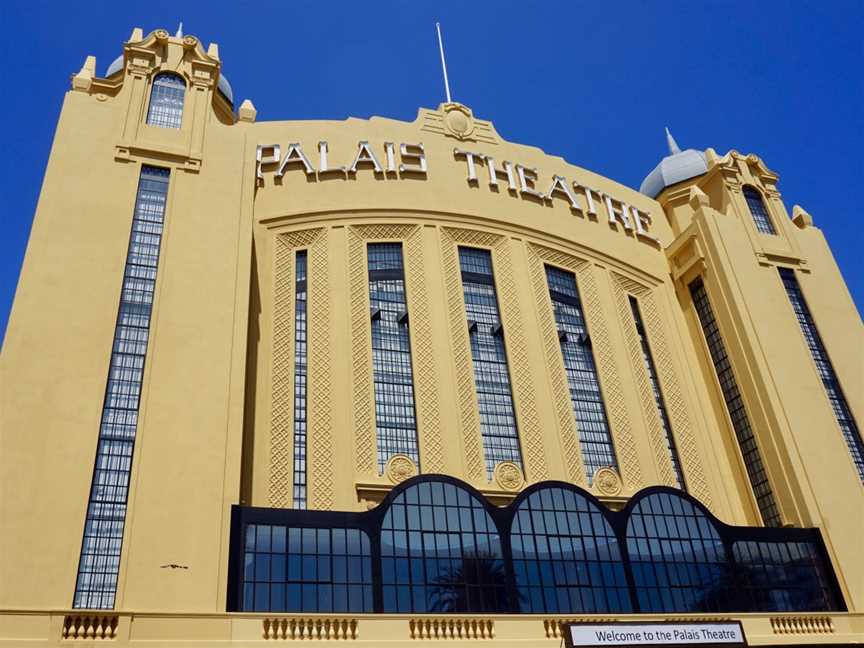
[
  {"x1": 778, "y1": 268, "x2": 864, "y2": 481},
  {"x1": 146, "y1": 72, "x2": 186, "y2": 129},
  {"x1": 689, "y1": 277, "x2": 782, "y2": 527},
  {"x1": 73, "y1": 166, "x2": 170, "y2": 609},
  {"x1": 544, "y1": 264, "x2": 618, "y2": 482},
  {"x1": 458, "y1": 246, "x2": 524, "y2": 477},
  {"x1": 367, "y1": 242, "x2": 421, "y2": 472},
  {"x1": 743, "y1": 185, "x2": 777, "y2": 235},
  {"x1": 227, "y1": 475, "x2": 844, "y2": 614}
]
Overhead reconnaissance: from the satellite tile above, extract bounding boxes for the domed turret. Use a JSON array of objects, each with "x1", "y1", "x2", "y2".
[{"x1": 640, "y1": 128, "x2": 707, "y2": 198}]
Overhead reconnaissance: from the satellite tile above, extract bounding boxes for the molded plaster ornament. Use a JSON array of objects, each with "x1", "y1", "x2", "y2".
[
  {"x1": 385, "y1": 455, "x2": 417, "y2": 484},
  {"x1": 494, "y1": 461, "x2": 525, "y2": 491},
  {"x1": 593, "y1": 467, "x2": 622, "y2": 496},
  {"x1": 442, "y1": 103, "x2": 475, "y2": 140}
]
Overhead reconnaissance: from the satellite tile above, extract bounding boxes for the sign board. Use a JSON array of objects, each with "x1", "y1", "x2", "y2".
[{"x1": 563, "y1": 622, "x2": 746, "y2": 648}]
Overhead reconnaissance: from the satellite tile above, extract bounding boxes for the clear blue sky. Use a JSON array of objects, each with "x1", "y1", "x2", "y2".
[{"x1": 1, "y1": 0, "x2": 861, "y2": 342}]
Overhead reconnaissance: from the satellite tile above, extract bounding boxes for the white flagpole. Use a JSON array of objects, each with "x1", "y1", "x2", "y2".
[{"x1": 435, "y1": 22, "x2": 452, "y2": 103}]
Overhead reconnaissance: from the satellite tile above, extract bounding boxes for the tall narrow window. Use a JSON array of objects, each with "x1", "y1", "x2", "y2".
[
  {"x1": 73, "y1": 166, "x2": 170, "y2": 609},
  {"x1": 146, "y1": 73, "x2": 185, "y2": 129},
  {"x1": 459, "y1": 247, "x2": 522, "y2": 477},
  {"x1": 743, "y1": 186, "x2": 776, "y2": 235},
  {"x1": 689, "y1": 278, "x2": 781, "y2": 526},
  {"x1": 292, "y1": 251, "x2": 308, "y2": 509},
  {"x1": 629, "y1": 296, "x2": 686, "y2": 490},
  {"x1": 545, "y1": 265, "x2": 617, "y2": 482},
  {"x1": 368, "y1": 243, "x2": 420, "y2": 472},
  {"x1": 779, "y1": 268, "x2": 864, "y2": 481}
]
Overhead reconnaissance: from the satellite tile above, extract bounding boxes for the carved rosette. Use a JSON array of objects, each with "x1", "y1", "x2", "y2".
[
  {"x1": 442, "y1": 103, "x2": 475, "y2": 140},
  {"x1": 494, "y1": 461, "x2": 525, "y2": 492},
  {"x1": 593, "y1": 467, "x2": 623, "y2": 496},
  {"x1": 385, "y1": 455, "x2": 418, "y2": 484}
]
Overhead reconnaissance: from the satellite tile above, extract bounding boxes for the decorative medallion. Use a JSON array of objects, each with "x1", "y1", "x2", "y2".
[
  {"x1": 182, "y1": 35, "x2": 198, "y2": 49},
  {"x1": 154, "y1": 29, "x2": 169, "y2": 42},
  {"x1": 385, "y1": 455, "x2": 418, "y2": 484},
  {"x1": 593, "y1": 467, "x2": 623, "y2": 496},
  {"x1": 442, "y1": 103, "x2": 475, "y2": 140},
  {"x1": 494, "y1": 461, "x2": 525, "y2": 492}
]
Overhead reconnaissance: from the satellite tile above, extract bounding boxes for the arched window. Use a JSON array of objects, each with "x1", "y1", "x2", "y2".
[
  {"x1": 380, "y1": 479, "x2": 508, "y2": 613},
  {"x1": 146, "y1": 73, "x2": 185, "y2": 129},
  {"x1": 626, "y1": 491, "x2": 727, "y2": 612},
  {"x1": 743, "y1": 186, "x2": 776, "y2": 235},
  {"x1": 512, "y1": 486, "x2": 631, "y2": 613}
]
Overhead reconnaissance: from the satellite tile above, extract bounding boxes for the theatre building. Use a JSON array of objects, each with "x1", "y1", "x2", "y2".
[{"x1": 2, "y1": 27, "x2": 863, "y2": 646}]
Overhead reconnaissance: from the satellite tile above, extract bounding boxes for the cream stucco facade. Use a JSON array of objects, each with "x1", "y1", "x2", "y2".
[{"x1": 1, "y1": 28, "x2": 862, "y2": 646}]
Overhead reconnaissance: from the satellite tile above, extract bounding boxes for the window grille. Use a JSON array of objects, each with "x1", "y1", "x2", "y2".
[
  {"x1": 367, "y1": 243, "x2": 420, "y2": 472},
  {"x1": 629, "y1": 296, "x2": 685, "y2": 489},
  {"x1": 73, "y1": 166, "x2": 170, "y2": 609},
  {"x1": 779, "y1": 268, "x2": 864, "y2": 481},
  {"x1": 146, "y1": 73, "x2": 185, "y2": 129},
  {"x1": 292, "y1": 251, "x2": 308, "y2": 508},
  {"x1": 689, "y1": 278, "x2": 781, "y2": 526},
  {"x1": 545, "y1": 265, "x2": 617, "y2": 482},
  {"x1": 743, "y1": 186, "x2": 776, "y2": 235},
  {"x1": 459, "y1": 247, "x2": 523, "y2": 477}
]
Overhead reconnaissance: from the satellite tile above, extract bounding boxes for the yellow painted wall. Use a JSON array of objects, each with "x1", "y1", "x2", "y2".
[{"x1": 1, "y1": 28, "x2": 862, "y2": 641}]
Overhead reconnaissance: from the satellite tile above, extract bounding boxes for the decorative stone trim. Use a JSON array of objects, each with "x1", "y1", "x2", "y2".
[
  {"x1": 262, "y1": 617, "x2": 358, "y2": 640},
  {"x1": 409, "y1": 618, "x2": 494, "y2": 640},
  {"x1": 62, "y1": 614, "x2": 118, "y2": 640},
  {"x1": 386, "y1": 454, "x2": 418, "y2": 484},
  {"x1": 493, "y1": 461, "x2": 524, "y2": 491},
  {"x1": 543, "y1": 618, "x2": 617, "y2": 639},
  {"x1": 270, "y1": 229, "x2": 324, "y2": 509},
  {"x1": 770, "y1": 616, "x2": 834, "y2": 635}
]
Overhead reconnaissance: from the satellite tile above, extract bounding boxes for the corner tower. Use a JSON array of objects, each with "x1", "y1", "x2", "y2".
[{"x1": 644, "y1": 138, "x2": 864, "y2": 606}]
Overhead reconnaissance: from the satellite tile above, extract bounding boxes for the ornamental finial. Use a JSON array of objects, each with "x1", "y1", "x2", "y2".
[{"x1": 665, "y1": 126, "x2": 682, "y2": 155}]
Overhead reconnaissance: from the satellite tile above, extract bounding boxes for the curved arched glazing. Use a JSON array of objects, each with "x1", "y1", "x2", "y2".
[
  {"x1": 512, "y1": 486, "x2": 631, "y2": 613},
  {"x1": 146, "y1": 73, "x2": 186, "y2": 129},
  {"x1": 626, "y1": 492, "x2": 727, "y2": 612},
  {"x1": 228, "y1": 478, "x2": 844, "y2": 614},
  {"x1": 380, "y1": 479, "x2": 508, "y2": 613}
]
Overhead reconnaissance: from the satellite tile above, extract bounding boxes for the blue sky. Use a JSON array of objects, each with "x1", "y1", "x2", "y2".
[{"x1": 1, "y1": 0, "x2": 861, "y2": 341}]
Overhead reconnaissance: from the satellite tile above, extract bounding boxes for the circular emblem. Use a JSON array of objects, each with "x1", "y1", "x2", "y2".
[
  {"x1": 442, "y1": 103, "x2": 475, "y2": 140},
  {"x1": 154, "y1": 29, "x2": 170, "y2": 42},
  {"x1": 494, "y1": 461, "x2": 524, "y2": 492},
  {"x1": 183, "y1": 35, "x2": 198, "y2": 48},
  {"x1": 385, "y1": 455, "x2": 417, "y2": 484},
  {"x1": 593, "y1": 467, "x2": 622, "y2": 496}
]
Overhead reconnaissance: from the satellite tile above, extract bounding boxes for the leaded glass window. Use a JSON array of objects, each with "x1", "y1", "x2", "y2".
[
  {"x1": 146, "y1": 73, "x2": 185, "y2": 129},
  {"x1": 689, "y1": 278, "x2": 781, "y2": 527},
  {"x1": 779, "y1": 268, "x2": 864, "y2": 481},
  {"x1": 242, "y1": 525, "x2": 373, "y2": 612},
  {"x1": 380, "y1": 479, "x2": 509, "y2": 613},
  {"x1": 629, "y1": 296, "x2": 685, "y2": 490},
  {"x1": 292, "y1": 251, "x2": 308, "y2": 508},
  {"x1": 627, "y1": 492, "x2": 727, "y2": 612},
  {"x1": 368, "y1": 243, "x2": 420, "y2": 472},
  {"x1": 743, "y1": 186, "x2": 776, "y2": 235},
  {"x1": 512, "y1": 486, "x2": 631, "y2": 613},
  {"x1": 73, "y1": 166, "x2": 170, "y2": 609},
  {"x1": 545, "y1": 265, "x2": 617, "y2": 482},
  {"x1": 459, "y1": 247, "x2": 523, "y2": 477}
]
